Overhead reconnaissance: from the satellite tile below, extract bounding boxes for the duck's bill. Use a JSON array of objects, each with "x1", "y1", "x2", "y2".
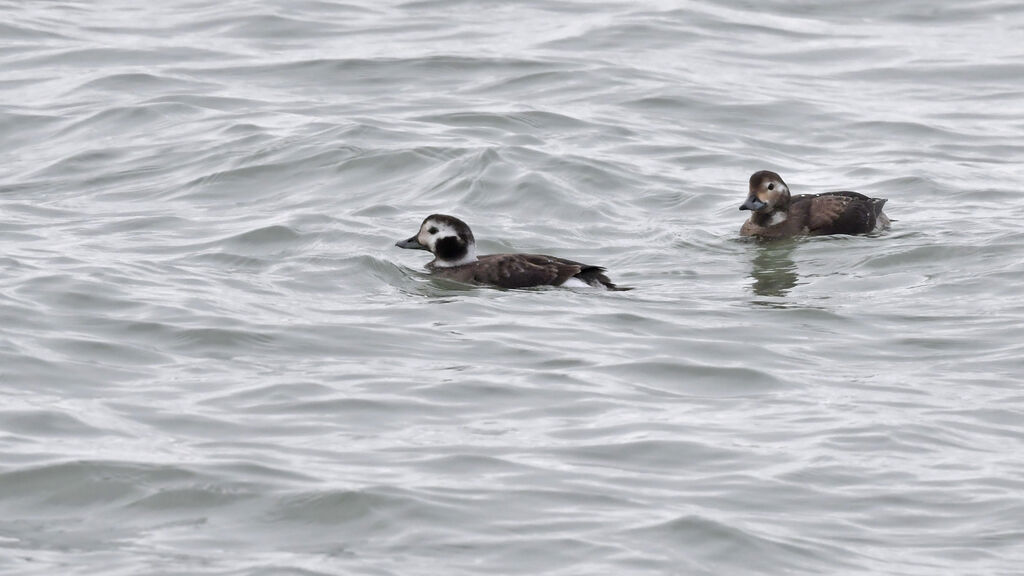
[
  {"x1": 396, "y1": 236, "x2": 428, "y2": 250},
  {"x1": 739, "y1": 197, "x2": 767, "y2": 211}
]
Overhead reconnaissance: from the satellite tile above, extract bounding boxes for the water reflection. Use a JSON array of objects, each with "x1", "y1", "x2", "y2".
[{"x1": 750, "y1": 240, "x2": 799, "y2": 298}]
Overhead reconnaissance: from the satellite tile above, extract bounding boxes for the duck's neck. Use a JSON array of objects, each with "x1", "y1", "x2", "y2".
[
  {"x1": 431, "y1": 245, "x2": 478, "y2": 268},
  {"x1": 752, "y1": 209, "x2": 787, "y2": 227}
]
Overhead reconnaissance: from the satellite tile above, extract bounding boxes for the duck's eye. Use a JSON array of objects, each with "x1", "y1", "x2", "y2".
[
  {"x1": 428, "y1": 227, "x2": 438, "y2": 234},
  {"x1": 767, "y1": 183, "x2": 775, "y2": 191}
]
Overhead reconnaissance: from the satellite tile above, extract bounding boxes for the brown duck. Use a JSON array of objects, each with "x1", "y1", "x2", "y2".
[
  {"x1": 739, "y1": 171, "x2": 890, "y2": 238},
  {"x1": 396, "y1": 214, "x2": 625, "y2": 290}
]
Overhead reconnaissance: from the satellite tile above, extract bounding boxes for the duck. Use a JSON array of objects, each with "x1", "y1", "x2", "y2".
[
  {"x1": 396, "y1": 214, "x2": 625, "y2": 290},
  {"x1": 739, "y1": 170, "x2": 890, "y2": 238}
]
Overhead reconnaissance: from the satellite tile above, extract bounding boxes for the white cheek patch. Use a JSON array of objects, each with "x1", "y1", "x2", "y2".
[{"x1": 419, "y1": 222, "x2": 453, "y2": 248}]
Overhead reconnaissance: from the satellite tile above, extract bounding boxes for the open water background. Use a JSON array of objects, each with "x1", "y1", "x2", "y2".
[{"x1": 2, "y1": 1, "x2": 1024, "y2": 574}]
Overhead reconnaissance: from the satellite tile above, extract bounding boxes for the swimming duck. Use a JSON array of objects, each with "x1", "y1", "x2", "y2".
[
  {"x1": 396, "y1": 214, "x2": 624, "y2": 290},
  {"x1": 740, "y1": 171, "x2": 890, "y2": 238}
]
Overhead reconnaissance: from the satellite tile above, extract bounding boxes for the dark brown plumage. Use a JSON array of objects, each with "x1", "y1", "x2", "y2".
[
  {"x1": 433, "y1": 254, "x2": 616, "y2": 289},
  {"x1": 740, "y1": 171, "x2": 890, "y2": 239},
  {"x1": 396, "y1": 214, "x2": 625, "y2": 290}
]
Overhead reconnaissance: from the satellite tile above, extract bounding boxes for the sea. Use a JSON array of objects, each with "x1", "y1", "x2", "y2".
[{"x1": 2, "y1": 1, "x2": 1024, "y2": 574}]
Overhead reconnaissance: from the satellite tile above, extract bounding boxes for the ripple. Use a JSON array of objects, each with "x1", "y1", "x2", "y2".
[{"x1": 3, "y1": 1, "x2": 1024, "y2": 575}]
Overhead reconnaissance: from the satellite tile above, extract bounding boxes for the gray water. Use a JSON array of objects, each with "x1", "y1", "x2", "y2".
[{"x1": 3, "y1": 1, "x2": 1024, "y2": 574}]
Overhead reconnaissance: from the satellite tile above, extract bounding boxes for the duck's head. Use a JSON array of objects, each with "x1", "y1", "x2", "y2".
[
  {"x1": 740, "y1": 170, "x2": 790, "y2": 214},
  {"x1": 396, "y1": 214, "x2": 478, "y2": 267}
]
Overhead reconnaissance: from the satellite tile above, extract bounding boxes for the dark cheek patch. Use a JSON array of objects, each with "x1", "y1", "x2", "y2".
[{"x1": 434, "y1": 236, "x2": 467, "y2": 260}]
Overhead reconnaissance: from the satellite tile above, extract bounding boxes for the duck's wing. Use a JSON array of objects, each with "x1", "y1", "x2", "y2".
[
  {"x1": 472, "y1": 254, "x2": 581, "y2": 288},
  {"x1": 807, "y1": 191, "x2": 884, "y2": 235}
]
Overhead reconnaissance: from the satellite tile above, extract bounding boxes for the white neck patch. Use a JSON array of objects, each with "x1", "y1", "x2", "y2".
[
  {"x1": 432, "y1": 244, "x2": 478, "y2": 267},
  {"x1": 767, "y1": 211, "x2": 788, "y2": 226}
]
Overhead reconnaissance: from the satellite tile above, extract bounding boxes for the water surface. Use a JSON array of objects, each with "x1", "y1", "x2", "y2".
[{"x1": 2, "y1": 1, "x2": 1024, "y2": 574}]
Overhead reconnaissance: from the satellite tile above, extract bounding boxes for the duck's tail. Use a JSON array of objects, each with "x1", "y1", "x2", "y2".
[{"x1": 577, "y1": 266, "x2": 631, "y2": 291}]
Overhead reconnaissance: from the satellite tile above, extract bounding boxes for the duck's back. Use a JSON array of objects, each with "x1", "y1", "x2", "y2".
[
  {"x1": 429, "y1": 253, "x2": 619, "y2": 289},
  {"x1": 473, "y1": 254, "x2": 578, "y2": 288},
  {"x1": 479, "y1": 254, "x2": 621, "y2": 289},
  {"x1": 794, "y1": 191, "x2": 888, "y2": 236}
]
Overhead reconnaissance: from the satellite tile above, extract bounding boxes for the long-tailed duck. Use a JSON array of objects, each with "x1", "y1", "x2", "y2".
[
  {"x1": 396, "y1": 214, "x2": 625, "y2": 290},
  {"x1": 740, "y1": 170, "x2": 890, "y2": 238}
]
